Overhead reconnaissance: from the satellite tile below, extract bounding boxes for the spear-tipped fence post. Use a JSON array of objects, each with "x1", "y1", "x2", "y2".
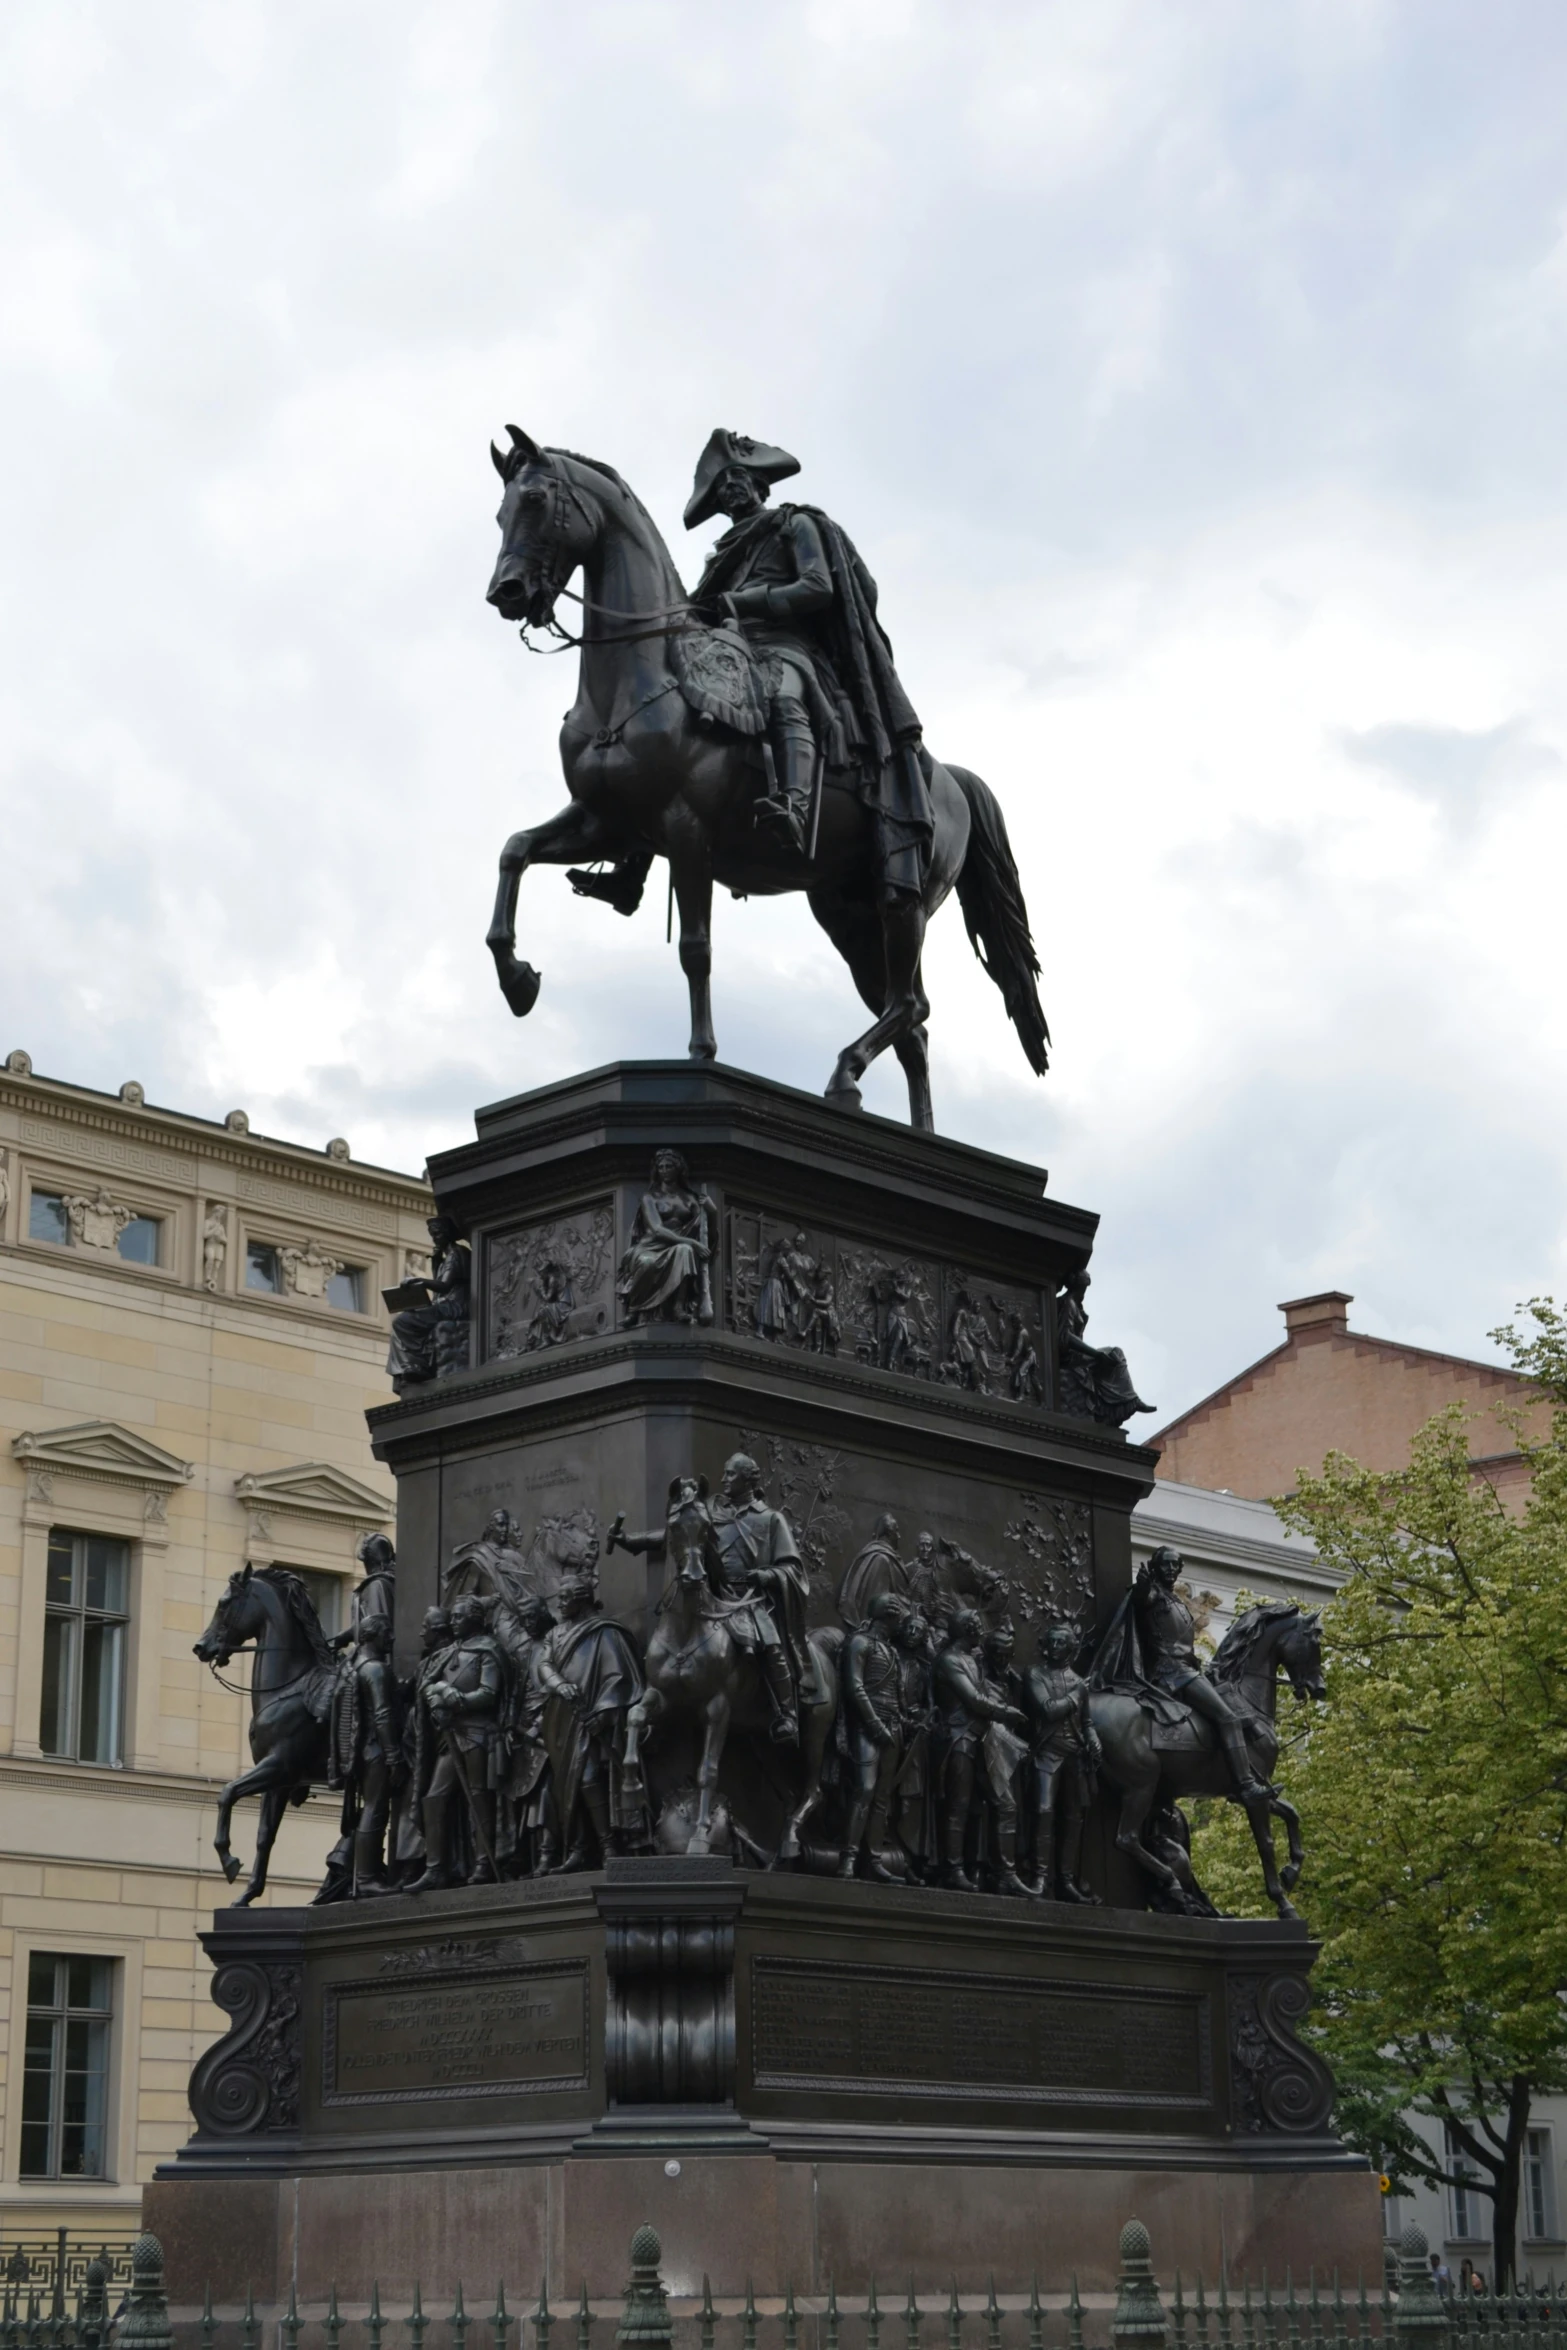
[
  {"x1": 906, "y1": 2278, "x2": 921, "y2": 2350},
  {"x1": 1330, "y1": 2274, "x2": 1346, "y2": 2350},
  {"x1": 1392, "y1": 2233, "x2": 1449, "y2": 2349},
  {"x1": 409, "y1": 2282, "x2": 427, "y2": 2350},
  {"x1": 1195, "y1": 2274, "x2": 1211, "y2": 2350},
  {"x1": 825, "y1": 2282, "x2": 839, "y2": 2350},
  {"x1": 785, "y1": 2283, "x2": 799, "y2": 2350},
  {"x1": 494, "y1": 2282, "x2": 513, "y2": 2350},
  {"x1": 867, "y1": 2279, "x2": 882, "y2": 2350},
  {"x1": 240, "y1": 2282, "x2": 257, "y2": 2350},
  {"x1": 1173, "y1": 2270, "x2": 1188, "y2": 2350},
  {"x1": 699, "y1": 2280, "x2": 716, "y2": 2350},
  {"x1": 1029, "y1": 2276, "x2": 1044, "y2": 2350},
  {"x1": 1113, "y1": 2222, "x2": 1170, "y2": 2350},
  {"x1": 1240, "y1": 2280, "x2": 1256, "y2": 2350},
  {"x1": 946, "y1": 2281, "x2": 961, "y2": 2350},
  {"x1": 1068, "y1": 2278, "x2": 1083, "y2": 2350},
  {"x1": 198, "y1": 2284, "x2": 215, "y2": 2350},
  {"x1": 742, "y1": 2281, "x2": 758, "y2": 2350},
  {"x1": 1286, "y1": 2273, "x2": 1301, "y2": 2350},
  {"x1": 1217, "y1": 2270, "x2": 1233, "y2": 2350},
  {"x1": 535, "y1": 2278, "x2": 554, "y2": 2350},
  {"x1": 455, "y1": 2282, "x2": 470, "y2": 2350},
  {"x1": 325, "y1": 2280, "x2": 342, "y2": 2350},
  {"x1": 985, "y1": 2276, "x2": 1001, "y2": 2350},
  {"x1": 1261, "y1": 2272, "x2": 1276, "y2": 2350},
  {"x1": 115, "y1": 2238, "x2": 172, "y2": 2350},
  {"x1": 619, "y1": 2231, "x2": 672, "y2": 2350},
  {"x1": 577, "y1": 2281, "x2": 594, "y2": 2350},
  {"x1": 368, "y1": 2281, "x2": 385, "y2": 2350},
  {"x1": 282, "y1": 2277, "x2": 300, "y2": 2350}
]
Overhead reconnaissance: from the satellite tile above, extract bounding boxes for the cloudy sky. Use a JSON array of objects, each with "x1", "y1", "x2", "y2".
[{"x1": 3, "y1": 1, "x2": 1566, "y2": 1420}]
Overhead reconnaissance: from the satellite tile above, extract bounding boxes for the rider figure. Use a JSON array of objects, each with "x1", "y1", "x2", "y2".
[
  {"x1": 1129, "y1": 1546, "x2": 1263, "y2": 1799},
  {"x1": 708, "y1": 1451, "x2": 810, "y2": 1744},
  {"x1": 571, "y1": 429, "x2": 930, "y2": 901}
]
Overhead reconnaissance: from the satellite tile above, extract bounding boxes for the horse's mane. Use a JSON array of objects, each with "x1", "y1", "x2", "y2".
[
  {"x1": 1210, "y1": 1599, "x2": 1299, "y2": 1686},
  {"x1": 253, "y1": 1564, "x2": 335, "y2": 1667},
  {"x1": 545, "y1": 447, "x2": 686, "y2": 595}
]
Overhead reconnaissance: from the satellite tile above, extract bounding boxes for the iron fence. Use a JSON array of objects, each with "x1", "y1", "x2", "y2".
[
  {"x1": 10, "y1": 2220, "x2": 1561, "y2": 2350},
  {"x1": 0, "y1": 2233, "x2": 141, "y2": 2317}
]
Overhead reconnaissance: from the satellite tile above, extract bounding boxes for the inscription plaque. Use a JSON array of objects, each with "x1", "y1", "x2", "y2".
[
  {"x1": 323, "y1": 1960, "x2": 590, "y2": 2105},
  {"x1": 751, "y1": 1958, "x2": 1211, "y2": 2109}
]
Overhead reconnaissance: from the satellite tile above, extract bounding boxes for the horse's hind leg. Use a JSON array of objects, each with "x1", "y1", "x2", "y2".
[
  {"x1": 823, "y1": 896, "x2": 932, "y2": 1129},
  {"x1": 689, "y1": 1695, "x2": 730, "y2": 1857},
  {"x1": 488, "y1": 799, "x2": 621, "y2": 1018},
  {"x1": 669, "y1": 844, "x2": 717, "y2": 1061}
]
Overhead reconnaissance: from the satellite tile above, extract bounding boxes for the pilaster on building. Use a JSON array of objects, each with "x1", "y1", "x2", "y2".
[{"x1": 0, "y1": 1051, "x2": 431, "y2": 2233}]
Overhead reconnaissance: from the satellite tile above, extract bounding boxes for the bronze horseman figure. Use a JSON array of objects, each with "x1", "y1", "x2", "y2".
[{"x1": 484, "y1": 428, "x2": 1050, "y2": 1129}]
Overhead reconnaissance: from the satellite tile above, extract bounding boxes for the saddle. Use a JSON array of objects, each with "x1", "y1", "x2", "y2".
[{"x1": 1102, "y1": 1675, "x2": 1217, "y2": 1755}]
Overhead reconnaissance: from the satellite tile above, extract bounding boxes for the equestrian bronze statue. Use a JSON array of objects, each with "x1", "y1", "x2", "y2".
[{"x1": 484, "y1": 428, "x2": 1050, "y2": 1131}]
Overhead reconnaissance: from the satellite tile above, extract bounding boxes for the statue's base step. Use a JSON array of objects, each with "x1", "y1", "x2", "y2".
[{"x1": 144, "y1": 2152, "x2": 1381, "y2": 2305}]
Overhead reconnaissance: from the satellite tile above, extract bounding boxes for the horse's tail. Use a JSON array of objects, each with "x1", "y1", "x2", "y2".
[{"x1": 947, "y1": 764, "x2": 1050, "y2": 1077}]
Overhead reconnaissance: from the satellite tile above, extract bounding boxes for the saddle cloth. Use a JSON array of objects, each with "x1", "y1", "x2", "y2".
[{"x1": 672, "y1": 622, "x2": 768, "y2": 737}]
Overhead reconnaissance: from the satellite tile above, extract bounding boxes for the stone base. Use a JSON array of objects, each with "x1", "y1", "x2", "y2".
[{"x1": 145, "y1": 2150, "x2": 1381, "y2": 2304}]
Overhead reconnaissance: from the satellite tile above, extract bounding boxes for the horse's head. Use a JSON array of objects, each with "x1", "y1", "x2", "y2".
[
  {"x1": 487, "y1": 429, "x2": 598, "y2": 629},
  {"x1": 1280, "y1": 1605, "x2": 1327, "y2": 1703},
  {"x1": 194, "y1": 1563, "x2": 257, "y2": 1667}
]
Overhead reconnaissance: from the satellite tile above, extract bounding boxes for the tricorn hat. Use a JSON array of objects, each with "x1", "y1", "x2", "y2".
[{"x1": 684, "y1": 429, "x2": 800, "y2": 530}]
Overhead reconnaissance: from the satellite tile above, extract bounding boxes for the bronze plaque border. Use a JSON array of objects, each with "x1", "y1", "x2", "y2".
[
  {"x1": 321, "y1": 1956, "x2": 591, "y2": 2107},
  {"x1": 749, "y1": 1955, "x2": 1213, "y2": 2110}
]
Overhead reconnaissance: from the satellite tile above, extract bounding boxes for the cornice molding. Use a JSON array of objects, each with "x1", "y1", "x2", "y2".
[{"x1": 0, "y1": 1075, "x2": 431, "y2": 1213}]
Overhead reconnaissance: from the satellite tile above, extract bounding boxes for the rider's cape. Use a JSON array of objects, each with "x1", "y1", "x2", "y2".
[{"x1": 1084, "y1": 1573, "x2": 1190, "y2": 1730}]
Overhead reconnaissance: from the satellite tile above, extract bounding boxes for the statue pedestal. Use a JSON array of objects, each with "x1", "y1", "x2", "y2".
[
  {"x1": 150, "y1": 1064, "x2": 1376, "y2": 2296},
  {"x1": 147, "y1": 1863, "x2": 1375, "y2": 2302}
]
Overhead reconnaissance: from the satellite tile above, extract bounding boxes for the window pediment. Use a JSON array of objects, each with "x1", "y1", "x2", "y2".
[
  {"x1": 11, "y1": 1420, "x2": 194, "y2": 1491},
  {"x1": 233, "y1": 1461, "x2": 392, "y2": 1524}
]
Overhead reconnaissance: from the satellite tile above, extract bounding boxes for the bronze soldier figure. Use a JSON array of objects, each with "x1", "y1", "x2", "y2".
[
  {"x1": 1023, "y1": 1620, "x2": 1101, "y2": 1902},
  {"x1": 836, "y1": 1591, "x2": 907, "y2": 1882},
  {"x1": 408, "y1": 1592, "x2": 503, "y2": 1892},
  {"x1": 330, "y1": 1531, "x2": 397, "y2": 1652},
  {"x1": 890, "y1": 1605, "x2": 936, "y2": 1878},
  {"x1": 388, "y1": 1605, "x2": 453, "y2": 1885},
  {"x1": 536, "y1": 1565, "x2": 644, "y2": 1867},
  {"x1": 497, "y1": 1592, "x2": 560, "y2": 1876},
  {"x1": 339, "y1": 1617, "x2": 400, "y2": 1896},
  {"x1": 708, "y1": 1451, "x2": 810, "y2": 1743},
  {"x1": 932, "y1": 1610, "x2": 1030, "y2": 1894}
]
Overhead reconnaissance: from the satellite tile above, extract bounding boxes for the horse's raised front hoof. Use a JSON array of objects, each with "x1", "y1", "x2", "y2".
[
  {"x1": 1281, "y1": 1858, "x2": 1303, "y2": 1893},
  {"x1": 490, "y1": 948, "x2": 541, "y2": 1017},
  {"x1": 219, "y1": 1853, "x2": 242, "y2": 1884},
  {"x1": 825, "y1": 1071, "x2": 864, "y2": 1114}
]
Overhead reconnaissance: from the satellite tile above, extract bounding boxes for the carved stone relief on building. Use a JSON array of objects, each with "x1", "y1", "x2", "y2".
[
  {"x1": 64, "y1": 1186, "x2": 135, "y2": 1251},
  {"x1": 489, "y1": 1206, "x2": 614, "y2": 1360},
  {"x1": 278, "y1": 1237, "x2": 343, "y2": 1300},
  {"x1": 0, "y1": 1148, "x2": 9, "y2": 1222},
  {"x1": 726, "y1": 1206, "x2": 1048, "y2": 1405}
]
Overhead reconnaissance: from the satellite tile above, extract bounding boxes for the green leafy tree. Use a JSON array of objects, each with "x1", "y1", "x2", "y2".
[{"x1": 1191, "y1": 1302, "x2": 1567, "y2": 2284}]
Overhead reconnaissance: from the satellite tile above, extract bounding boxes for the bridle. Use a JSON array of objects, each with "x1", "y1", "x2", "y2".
[{"x1": 505, "y1": 461, "x2": 698, "y2": 653}]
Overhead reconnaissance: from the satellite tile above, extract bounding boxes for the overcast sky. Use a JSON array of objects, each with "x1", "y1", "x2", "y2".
[{"x1": 3, "y1": 1, "x2": 1566, "y2": 1421}]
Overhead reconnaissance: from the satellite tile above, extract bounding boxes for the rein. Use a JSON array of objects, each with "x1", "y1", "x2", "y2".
[{"x1": 203, "y1": 1645, "x2": 328, "y2": 1704}]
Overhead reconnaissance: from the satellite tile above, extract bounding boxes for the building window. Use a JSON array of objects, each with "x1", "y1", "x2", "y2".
[
  {"x1": 245, "y1": 1241, "x2": 283, "y2": 1294},
  {"x1": 293, "y1": 1568, "x2": 345, "y2": 1640},
  {"x1": 1448, "y1": 2126, "x2": 1485, "y2": 2240},
  {"x1": 20, "y1": 1954, "x2": 114, "y2": 2180},
  {"x1": 28, "y1": 1191, "x2": 69, "y2": 1246},
  {"x1": 116, "y1": 1216, "x2": 161, "y2": 1266},
  {"x1": 1526, "y1": 2128, "x2": 1557, "y2": 2241},
  {"x1": 326, "y1": 1265, "x2": 366, "y2": 1313},
  {"x1": 42, "y1": 1531, "x2": 129, "y2": 1766}
]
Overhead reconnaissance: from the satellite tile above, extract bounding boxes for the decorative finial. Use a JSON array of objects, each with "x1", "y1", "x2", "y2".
[
  {"x1": 224, "y1": 1109, "x2": 250, "y2": 1133},
  {"x1": 119, "y1": 1080, "x2": 145, "y2": 1105},
  {"x1": 326, "y1": 1136, "x2": 351, "y2": 1161}
]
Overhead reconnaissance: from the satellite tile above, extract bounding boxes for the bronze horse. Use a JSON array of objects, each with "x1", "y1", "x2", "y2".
[
  {"x1": 194, "y1": 1564, "x2": 338, "y2": 1906},
  {"x1": 1090, "y1": 1602, "x2": 1324, "y2": 1921},
  {"x1": 620, "y1": 1484, "x2": 840, "y2": 1862},
  {"x1": 484, "y1": 433, "x2": 1050, "y2": 1132}
]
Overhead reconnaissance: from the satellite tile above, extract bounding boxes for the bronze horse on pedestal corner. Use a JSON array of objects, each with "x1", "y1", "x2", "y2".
[
  {"x1": 483, "y1": 432, "x2": 1050, "y2": 1133},
  {"x1": 194, "y1": 1564, "x2": 339, "y2": 1907},
  {"x1": 1090, "y1": 1601, "x2": 1325, "y2": 1922}
]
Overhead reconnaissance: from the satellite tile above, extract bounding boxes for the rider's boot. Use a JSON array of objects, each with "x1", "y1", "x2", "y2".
[
  {"x1": 761, "y1": 1644, "x2": 800, "y2": 1743},
  {"x1": 581, "y1": 1777, "x2": 615, "y2": 1863},
  {"x1": 1220, "y1": 1719, "x2": 1265, "y2": 1799},
  {"x1": 567, "y1": 851, "x2": 654, "y2": 916},
  {"x1": 1058, "y1": 1808, "x2": 1099, "y2": 1903},
  {"x1": 405, "y1": 1798, "x2": 451, "y2": 1894},
  {"x1": 352, "y1": 1824, "x2": 393, "y2": 1897},
  {"x1": 754, "y1": 698, "x2": 815, "y2": 858}
]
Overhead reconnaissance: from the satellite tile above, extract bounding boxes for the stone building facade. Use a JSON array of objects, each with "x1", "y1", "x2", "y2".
[
  {"x1": 1152, "y1": 1290, "x2": 1546, "y2": 1503},
  {"x1": 0, "y1": 1053, "x2": 431, "y2": 2239}
]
